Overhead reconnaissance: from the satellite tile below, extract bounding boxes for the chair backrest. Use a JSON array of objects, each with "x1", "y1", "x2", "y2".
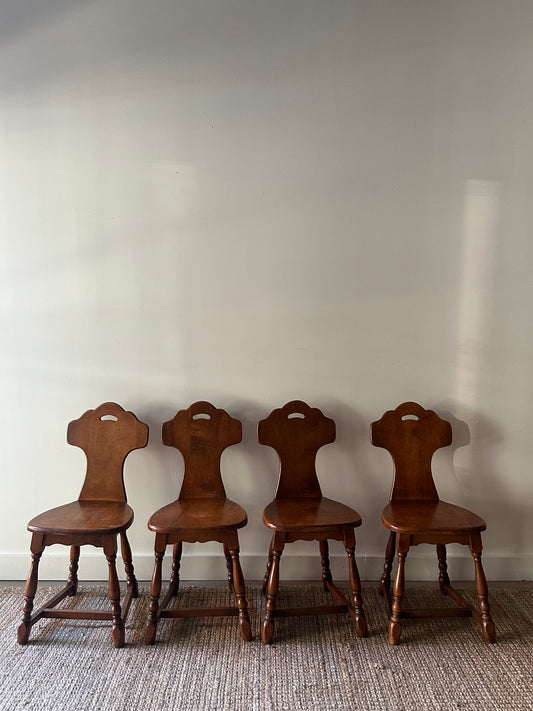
[
  {"x1": 258, "y1": 400, "x2": 335, "y2": 499},
  {"x1": 370, "y1": 401, "x2": 452, "y2": 501},
  {"x1": 67, "y1": 402, "x2": 149, "y2": 502},
  {"x1": 162, "y1": 401, "x2": 242, "y2": 500}
]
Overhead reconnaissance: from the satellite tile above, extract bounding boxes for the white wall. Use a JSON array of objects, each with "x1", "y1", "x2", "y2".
[{"x1": 1, "y1": 0, "x2": 532, "y2": 582}]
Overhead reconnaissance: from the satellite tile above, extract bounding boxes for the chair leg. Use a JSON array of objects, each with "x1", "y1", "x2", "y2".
[
  {"x1": 437, "y1": 543, "x2": 450, "y2": 594},
  {"x1": 67, "y1": 545, "x2": 80, "y2": 596},
  {"x1": 262, "y1": 532, "x2": 285, "y2": 645},
  {"x1": 169, "y1": 541, "x2": 183, "y2": 597},
  {"x1": 226, "y1": 534, "x2": 252, "y2": 641},
  {"x1": 343, "y1": 528, "x2": 367, "y2": 637},
  {"x1": 262, "y1": 539, "x2": 274, "y2": 595},
  {"x1": 470, "y1": 533, "x2": 496, "y2": 643},
  {"x1": 389, "y1": 534, "x2": 409, "y2": 645},
  {"x1": 380, "y1": 531, "x2": 396, "y2": 597},
  {"x1": 17, "y1": 534, "x2": 45, "y2": 645},
  {"x1": 319, "y1": 540, "x2": 332, "y2": 590},
  {"x1": 120, "y1": 533, "x2": 138, "y2": 598},
  {"x1": 103, "y1": 537, "x2": 125, "y2": 648},
  {"x1": 145, "y1": 536, "x2": 166, "y2": 644},
  {"x1": 223, "y1": 541, "x2": 235, "y2": 595}
]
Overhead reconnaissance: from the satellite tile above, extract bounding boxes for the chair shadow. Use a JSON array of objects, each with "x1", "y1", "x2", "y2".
[{"x1": 435, "y1": 399, "x2": 527, "y2": 578}]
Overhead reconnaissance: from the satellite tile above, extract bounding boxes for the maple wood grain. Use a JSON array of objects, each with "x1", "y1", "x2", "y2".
[
  {"x1": 145, "y1": 402, "x2": 251, "y2": 644},
  {"x1": 371, "y1": 401, "x2": 495, "y2": 644},
  {"x1": 259, "y1": 401, "x2": 367, "y2": 644},
  {"x1": 18, "y1": 403, "x2": 148, "y2": 648}
]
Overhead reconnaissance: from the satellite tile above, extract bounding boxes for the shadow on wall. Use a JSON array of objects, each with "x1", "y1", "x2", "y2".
[
  {"x1": 124, "y1": 397, "x2": 519, "y2": 578},
  {"x1": 437, "y1": 401, "x2": 526, "y2": 572}
]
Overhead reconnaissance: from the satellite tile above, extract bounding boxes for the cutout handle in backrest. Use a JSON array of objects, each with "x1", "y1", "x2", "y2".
[
  {"x1": 162, "y1": 401, "x2": 242, "y2": 499},
  {"x1": 258, "y1": 400, "x2": 336, "y2": 499},
  {"x1": 370, "y1": 401, "x2": 452, "y2": 501},
  {"x1": 67, "y1": 402, "x2": 149, "y2": 502}
]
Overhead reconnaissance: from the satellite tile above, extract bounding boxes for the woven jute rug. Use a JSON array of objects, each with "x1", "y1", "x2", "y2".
[{"x1": 1, "y1": 584, "x2": 531, "y2": 711}]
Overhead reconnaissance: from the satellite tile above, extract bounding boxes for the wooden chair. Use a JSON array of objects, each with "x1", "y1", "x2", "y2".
[
  {"x1": 258, "y1": 400, "x2": 367, "y2": 644},
  {"x1": 145, "y1": 402, "x2": 252, "y2": 644},
  {"x1": 17, "y1": 403, "x2": 148, "y2": 648},
  {"x1": 371, "y1": 401, "x2": 496, "y2": 645}
]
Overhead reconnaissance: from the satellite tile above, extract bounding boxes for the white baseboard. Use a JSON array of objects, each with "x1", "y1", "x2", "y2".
[{"x1": 2, "y1": 552, "x2": 532, "y2": 582}]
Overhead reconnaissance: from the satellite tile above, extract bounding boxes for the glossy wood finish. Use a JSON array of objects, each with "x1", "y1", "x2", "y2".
[
  {"x1": 18, "y1": 403, "x2": 148, "y2": 648},
  {"x1": 259, "y1": 401, "x2": 367, "y2": 644},
  {"x1": 145, "y1": 402, "x2": 251, "y2": 644},
  {"x1": 371, "y1": 401, "x2": 495, "y2": 644}
]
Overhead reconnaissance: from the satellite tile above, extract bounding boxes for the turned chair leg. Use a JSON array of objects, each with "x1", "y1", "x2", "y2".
[
  {"x1": 470, "y1": 533, "x2": 496, "y2": 643},
  {"x1": 120, "y1": 533, "x2": 138, "y2": 598},
  {"x1": 437, "y1": 543, "x2": 450, "y2": 594},
  {"x1": 389, "y1": 535, "x2": 409, "y2": 645},
  {"x1": 319, "y1": 540, "x2": 333, "y2": 590},
  {"x1": 17, "y1": 534, "x2": 45, "y2": 645},
  {"x1": 343, "y1": 528, "x2": 367, "y2": 637},
  {"x1": 169, "y1": 541, "x2": 182, "y2": 597},
  {"x1": 226, "y1": 534, "x2": 251, "y2": 641},
  {"x1": 380, "y1": 531, "x2": 396, "y2": 597},
  {"x1": 262, "y1": 539, "x2": 274, "y2": 595},
  {"x1": 223, "y1": 541, "x2": 235, "y2": 595},
  {"x1": 67, "y1": 545, "x2": 80, "y2": 596},
  {"x1": 104, "y1": 537, "x2": 125, "y2": 648},
  {"x1": 262, "y1": 532, "x2": 285, "y2": 644},
  {"x1": 145, "y1": 537, "x2": 166, "y2": 645}
]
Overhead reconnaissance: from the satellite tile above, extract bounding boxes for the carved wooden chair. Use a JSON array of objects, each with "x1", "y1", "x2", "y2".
[
  {"x1": 371, "y1": 401, "x2": 496, "y2": 644},
  {"x1": 145, "y1": 402, "x2": 251, "y2": 644},
  {"x1": 17, "y1": 403, "x2": 148, "y2": 648},
  {"x1": 258, "y1": 400, "x2": 367, "y2": 644}
]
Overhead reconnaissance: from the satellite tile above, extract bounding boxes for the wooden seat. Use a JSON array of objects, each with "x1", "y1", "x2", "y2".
[
  {"x1": 17, "y1": 403, "x2": 148, "y2": 648},
  {"x1": 259, "y1": 400, "x2": 367, "y2": 644},
  {"x1": 371, "y1": 401, "x2": 496, "y2": 645},
  {"x1": 145, "y1": 402, "x2": 252, "y2": 644}
]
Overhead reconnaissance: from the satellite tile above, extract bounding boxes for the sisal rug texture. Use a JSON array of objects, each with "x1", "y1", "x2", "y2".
[{"x1": 0, "y1": 584, "x2": 531, "y2": 711}]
